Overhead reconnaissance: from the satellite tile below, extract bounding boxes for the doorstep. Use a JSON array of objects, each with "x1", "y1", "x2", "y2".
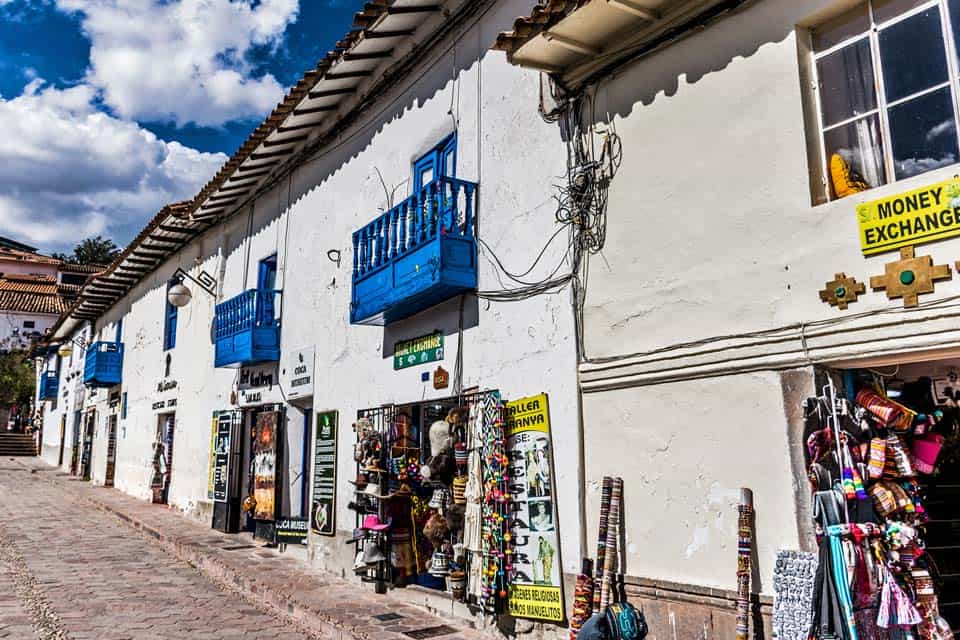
[{"x1": 19, "y1": 458, "x2": 493, "y2": 640}]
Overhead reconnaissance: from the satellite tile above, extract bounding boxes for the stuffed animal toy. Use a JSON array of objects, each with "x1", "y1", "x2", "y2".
[
  {"x1": 445, "y1": 503, "x2": 465, "y2": 532},
  {"x1": 428, "y1": 420, "x2": 452, "y2": 457},
  {"x1": 423, "y1": 511, "x2": 449, "y2": 548}
]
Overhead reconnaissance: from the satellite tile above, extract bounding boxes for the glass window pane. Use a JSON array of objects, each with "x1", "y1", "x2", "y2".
[
  {"x1": 878, "y1": 7, "x2": 948, "y2": 102},
  {"x1": 950, "y1": 0, "x2": 960, "y2": 66},
  {"x1": 887, "y1": 86, "x2": 959, "y2": 179},
  {"x1": 824, "y1": 114, "x2": 887, "y2": 198},
  {"x1": 873, "y1": 0, "x2": 932, "y2": 24},
  {"x1": 813, "y1": 3, "x2": 870, "y2": 52},
  {"x1": 817, "y1": 39, "x2": 878, "y2": 127}
]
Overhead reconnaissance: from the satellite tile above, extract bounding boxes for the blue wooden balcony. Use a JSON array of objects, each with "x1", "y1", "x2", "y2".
[
  {"x1": 38, "y1": 371, "x2": 58, "y2": 400},
  {"x1": 351, "y1": 176, "x2": 478, "y2": 325},
  {"x1": 214, "y1": 289, "x2": 281, "y2": 368},
  {"x1": 84, "y1": 341, "x2": 123, "y2": 388}
]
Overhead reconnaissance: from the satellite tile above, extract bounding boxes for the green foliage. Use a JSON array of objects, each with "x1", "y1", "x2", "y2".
[
  {"x1": 57, "y1": 236, "x2": 120, "y2": 266},
  {"x1": 0, "y1": 352, "x2": 35, "y2": 405}
]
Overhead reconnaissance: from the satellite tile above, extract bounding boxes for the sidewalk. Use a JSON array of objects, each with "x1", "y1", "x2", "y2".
[{"x1": 18, "y1": 458, "x2": 491, "y2": 640}]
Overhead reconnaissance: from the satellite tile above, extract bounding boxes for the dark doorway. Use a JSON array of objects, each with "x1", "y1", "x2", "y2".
[{"x1": 104, "y1": 414, "x2": 118, "y2": 487}]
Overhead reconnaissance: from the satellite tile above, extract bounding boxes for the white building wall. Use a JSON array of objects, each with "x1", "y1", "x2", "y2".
[
  {"x1": 574, "y1": 0, "x2": 960, "y2": 595},
  {"x1": 40, "y1": 0, "x2": 582, "y2": 587}
]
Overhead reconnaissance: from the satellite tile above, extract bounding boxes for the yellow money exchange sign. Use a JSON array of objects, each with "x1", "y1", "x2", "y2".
[{"x1": 856, "y1": 177, "x2": 960, "y2": 256}]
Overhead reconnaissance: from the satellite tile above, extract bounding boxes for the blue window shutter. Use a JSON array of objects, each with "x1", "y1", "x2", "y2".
[{"x1": 163, "y1": 281, "x2": 178, "y2": 350}]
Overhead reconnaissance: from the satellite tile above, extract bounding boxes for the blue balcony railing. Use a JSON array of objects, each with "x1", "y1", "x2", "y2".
[
  {"x1": 84, "y1": 341, "x2": 123, "y2": 388},
  {"x1": 38, "y1": 370, "x2": 59, "y2": 400},
  {"x1": 214, "y1": 288, "x2": 282, "y2": 368},
  {"x1": 351, "y1": 176, "x2": 478, "y2": 325}
]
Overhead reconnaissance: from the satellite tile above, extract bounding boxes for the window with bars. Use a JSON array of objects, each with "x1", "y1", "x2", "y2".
[{"x1": 812, "y1": 0, "x2": 960, "y2": 200}]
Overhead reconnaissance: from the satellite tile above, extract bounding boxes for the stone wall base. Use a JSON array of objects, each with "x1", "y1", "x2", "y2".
[{"x1": 625, "y1": 576, "x2": 772, "y2": 639}]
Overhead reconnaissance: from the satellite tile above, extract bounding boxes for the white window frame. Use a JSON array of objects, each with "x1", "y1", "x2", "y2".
[{"x1": 810, "y1": 0, "x2": 960, "y2": 201}]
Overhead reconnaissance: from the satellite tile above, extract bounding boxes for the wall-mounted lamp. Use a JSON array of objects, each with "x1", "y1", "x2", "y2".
[
  {"x1": 56, "y1": 336, "x2": 87, "y2": 359},
  {"x1": 168, "y1": 267, "x2": 217, "y2": 308}
]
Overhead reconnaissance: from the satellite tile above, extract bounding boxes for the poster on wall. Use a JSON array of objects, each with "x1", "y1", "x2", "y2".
[
  {"x1": 253, "y1": 411, "x2": 279, "y2": 521},
  {"x1": 311, "y1": 410, "x2": 338, "y2": 536},
  {"x1": 206, "y1": 414, "x2": 218, "y2": 500},
  {"x1": 505, "y1": 393, "x2": 565, "y2": 623},
  {"x1": 212, "y1": 412, "x2": 234, "y2": 503}
]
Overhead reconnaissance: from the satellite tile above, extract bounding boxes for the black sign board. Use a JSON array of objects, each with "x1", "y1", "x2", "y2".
[
  {"x1": 275, "y1": 517, "x2": 308, "y2": 545},
  {"x1": 311, "y1": 411, "x2": 337, "y2": 536},
  {"x1": 212, "y1": 413, "x2": 233, "y2": 503}
]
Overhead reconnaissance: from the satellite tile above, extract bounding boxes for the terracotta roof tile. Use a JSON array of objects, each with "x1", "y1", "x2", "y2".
[{"x1": 493, "y1": 0, "x2": 587, "y2": 55}]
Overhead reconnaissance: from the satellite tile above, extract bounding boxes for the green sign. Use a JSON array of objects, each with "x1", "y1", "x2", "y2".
[
  {"x1": 393, "y1": 332, "x2": 444, "y2": 370},
  {"x1": 311, "y1": 411, "x2": 338, "y2": 536}
]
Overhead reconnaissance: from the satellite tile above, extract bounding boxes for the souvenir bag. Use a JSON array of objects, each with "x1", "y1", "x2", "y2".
[
  {"x1": 877, "y1": 567, "x2": 922, "y2": 629},
  {"x1": 868, "y1": 438, "x2": 888, "y2": 479},
  {"x1": 857, "y1": 388, "x2": 903, "y2": 426},
  {"x1": 868, "y1": 481, "x2": 899, "y2": 517},
  {"x1": 886, "y1": 434, "x2": 915, "y2": 478},
  {"x1": 604, "y1": 602, "x2": 647, "y2": 640},
  {"x1": 912, "y1": 433, "x2": 945, "y2": 475}
]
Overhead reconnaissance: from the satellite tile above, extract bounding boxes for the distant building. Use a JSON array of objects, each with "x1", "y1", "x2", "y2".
[{"x1": 0, "y1": 243, "x2": 102, "y2": 351}]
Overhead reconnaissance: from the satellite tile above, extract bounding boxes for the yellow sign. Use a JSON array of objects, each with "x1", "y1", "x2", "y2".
[
  {"x1": 505, "y1": 393, "x2": 550, "y2": 437},
  {"x1": 508, "y1": 584, "x2": 564, "y2": 622},
  {"x1": 856, "y1": 177, "x2": 960, "y2": 255}
]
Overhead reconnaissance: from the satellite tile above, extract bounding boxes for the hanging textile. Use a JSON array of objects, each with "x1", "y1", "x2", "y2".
[{"x1": 479, "y1": 391, "x2": 509, "y2": 611}]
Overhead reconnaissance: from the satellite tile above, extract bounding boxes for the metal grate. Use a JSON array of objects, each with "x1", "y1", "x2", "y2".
[
  {"x1": 372, "y1": 613, "x2": 405, "y2": 622},
  {"x1": 403, "y1": 625, "x2": 459, "y2": 639}
]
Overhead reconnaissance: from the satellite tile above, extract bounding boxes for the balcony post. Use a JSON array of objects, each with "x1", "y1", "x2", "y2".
[
  {"x1": 464, "y1": 183, "x2": 474, "y2": 238},
  {"x1": 352, "y1": 232, "x2": 359, "y2": 278},
  {"x1": 399, "y1": 201, "x2": 408, "y2": 255},
  {"x1": 380, "y1": 216, "x2": 389, "y2": 266},
  {"x1": 422, "y1": 184, "x2": 432, "y2": 242},
  {"x1": 390, "y1": 208, "x2": 398, "y2": 258}
]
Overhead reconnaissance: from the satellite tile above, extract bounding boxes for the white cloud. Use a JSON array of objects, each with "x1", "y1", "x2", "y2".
[
  {"x1": 0, "y1": 79, "x2": 226, "y2": 252},
  {"x1": 56, "y1": 0, "x2": 299, "y2": 126}
]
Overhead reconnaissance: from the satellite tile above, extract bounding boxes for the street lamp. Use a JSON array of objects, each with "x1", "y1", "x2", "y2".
[
  {"x1": 167, "y1": 267, "x2": 217, "y2": 308},
  {"x1": 56, "y1": 337, "x2": 87, "y2": 358}
]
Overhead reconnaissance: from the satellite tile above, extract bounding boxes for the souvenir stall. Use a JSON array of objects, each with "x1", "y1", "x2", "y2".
[
  {"x1": 348, "y1": 391, "x2": 511, "y2": 610},
  {"x1": 799, "y1": 367, "x2": 960, "y2": 640}
]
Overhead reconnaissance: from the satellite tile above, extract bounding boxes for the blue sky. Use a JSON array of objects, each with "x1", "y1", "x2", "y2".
[{"x1": 0, "y1": 0, "x2": 360, "y2": 253}]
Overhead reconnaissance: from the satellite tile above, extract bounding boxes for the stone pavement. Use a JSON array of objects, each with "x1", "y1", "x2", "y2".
[{"x1": 1, "y1": 458, "x2": 490, "y2": 640}]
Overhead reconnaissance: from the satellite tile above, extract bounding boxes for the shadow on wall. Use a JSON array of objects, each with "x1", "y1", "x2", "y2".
[{"x1": 587, "y1": 0, "x2": 805, "y2": 126}]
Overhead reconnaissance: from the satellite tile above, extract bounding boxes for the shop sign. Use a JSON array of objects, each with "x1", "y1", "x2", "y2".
[
  {"x1": 311, "y1": 410, "x2": 338, "y2": 536},
  {"x1": 274, "y1": 517, "x2": 308, "y2": 545},
  {"x1": 211, "y1": 412, "x2": 235, "y2": 503},
  {"x1": 504, "y1": 393, "x2": 565, "y2": 623},
  {"x1": 238, "y1": 363, "x2": 282, "y2": 407},
  {"x1": 393, "y1": 332, "x2": 443, "y2": 370},
  {"x1": 253, "y1": 411, "x2": 279, "y2": 521},
  {"x1": 856, "y1": 177, "x2": 960, "y2": 255},
  {"x1": 151, "y1": 398, "x2": 177, "y2": 411},
  {"x1": 285, "y1": 347, "x2": 314, "y2": 400},
  {"x1": 433, "y1": 366, "x2": 449, "y2": 389}
]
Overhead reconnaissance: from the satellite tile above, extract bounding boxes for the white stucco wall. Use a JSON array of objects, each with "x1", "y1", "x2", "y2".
[
  {"x1": 573, "y1": 0, "x2": 960, "y2": 595},
  {"x1": 43, "y1": 0, "x2": 582, "y2": 582}
]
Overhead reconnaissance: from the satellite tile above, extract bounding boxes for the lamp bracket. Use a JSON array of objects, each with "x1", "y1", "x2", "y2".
[{"x1": 173, "y1": 267, "x2": 217, "y2": 297}]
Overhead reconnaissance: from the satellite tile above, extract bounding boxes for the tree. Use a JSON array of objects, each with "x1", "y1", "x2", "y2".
[
  {"x1": 55, "y1": 235, "x2": 120, "y2": 266},
  {"x1": 0, "y1": 352, "x2": 35, "y2": 405}
]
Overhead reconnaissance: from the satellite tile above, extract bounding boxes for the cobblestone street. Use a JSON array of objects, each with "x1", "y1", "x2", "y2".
[{"x1": 0, "y1": 463, "x2": 318, "y2": 639}]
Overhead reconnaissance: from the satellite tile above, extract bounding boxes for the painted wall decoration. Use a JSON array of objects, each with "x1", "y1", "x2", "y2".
[
  {"x1": 253, "y1": 411, "x2": 279, "y2": 521},
  {"x1": 505, "y1": 393, "x2": 565, "y2": 623},
  {"x1": 818, "y1": 272, "x2": 865, "y2": 310},
  {"x1": 870, "y1": 246, "x2": 951, "y2": 308},
  {"x1": 311, "y1": 410, "x2": 338, "y2": 536}
]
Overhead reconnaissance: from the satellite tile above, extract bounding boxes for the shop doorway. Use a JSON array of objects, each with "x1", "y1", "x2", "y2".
[
  {"x1": 104, "y1": 414, "x2": 118, "y2": 487},
  {"x1": 239, "y1": 406, "x2": 283, "y2": 541},
  {"x1": 57, "y1": 415, "x2": 66, "y2": 466},
  {"x1": 152, "y1": 413, "x2": 175, "y2": 504},
  {"x1": 814, "y1": 357, "x2": 960, "y2": 634},
  {"x1": 79, "y1": 410, "x2": 95, "y2": 481},
  {"x1": 69, "y1": 410, "x2": 81, "y2": 475}
]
